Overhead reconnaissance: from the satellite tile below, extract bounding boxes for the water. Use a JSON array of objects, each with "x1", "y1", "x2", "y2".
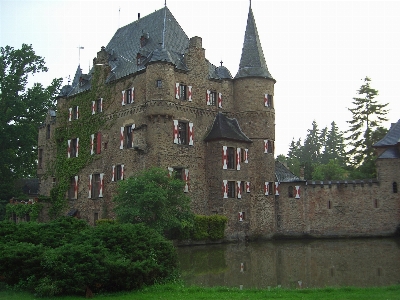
[{"x1": 177, "y1": 238, "x2": 400, "y2": 289}]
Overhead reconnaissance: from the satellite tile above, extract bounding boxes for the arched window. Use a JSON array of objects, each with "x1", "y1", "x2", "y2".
[
  {"x1": 288, "y1": 186, "x2": 293, "y2": 198},
  {"x1": 393, "y1": 182, "x2": 398, "y2": 193}
]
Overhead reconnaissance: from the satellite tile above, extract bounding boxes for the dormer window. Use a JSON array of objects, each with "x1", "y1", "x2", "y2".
[{"x1": 140, "y1": 36, "x2": 147, "y2": 47}]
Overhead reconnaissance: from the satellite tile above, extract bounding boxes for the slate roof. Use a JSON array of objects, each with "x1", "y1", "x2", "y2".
[
  {"x1": 204, "y1": 112, "x2": 252, "y2": 143},
  {"x1": 377, "y1": 147, "x2": 400, "y2": 159},
  {"x1": 275, "y1": 161, "x2": 303, "y2": 183},
  {"x1": 105, "y1": 6, "x2": 189, "y2": 82},
  {"x1": 235, "y1": 7, "x2": 274, "y2": 80},
  {"x1": 373, "y1": 119, "x2": 400, "y2": 147}
]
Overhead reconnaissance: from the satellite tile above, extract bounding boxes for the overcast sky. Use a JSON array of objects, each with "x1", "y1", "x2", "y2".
[{"x1": 1, "y1": 0, "x2": 400, "y2": 156}]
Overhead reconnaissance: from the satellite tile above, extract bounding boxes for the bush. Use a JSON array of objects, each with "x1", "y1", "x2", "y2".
[
  {"x1": 208, "y1": 215, "x2": 228, "y2": 240},
  {"x1": 192, "y1": 215, "x2": 209, "y2": 240},
  {"x1": 0, "y1": 219, "x2": 178, "y2": 296}
]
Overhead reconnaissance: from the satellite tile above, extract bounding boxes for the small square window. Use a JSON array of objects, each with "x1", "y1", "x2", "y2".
[{"x1": 156, "y1": 80, "x2": 162, "y2": 88}]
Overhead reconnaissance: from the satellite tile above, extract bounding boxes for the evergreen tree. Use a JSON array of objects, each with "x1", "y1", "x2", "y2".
[
  {"x1": 346, "y1": 77, "x2": 389, "y2": 167},
  {"x1": 322, "y1": 121, "x2": 347, "y2": 166},
  {"x1": 302, "y1": 120, "x2": 321, "y2": 179}
]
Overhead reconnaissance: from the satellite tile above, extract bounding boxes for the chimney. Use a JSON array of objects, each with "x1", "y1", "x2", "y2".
[{"x1": 138, "y1": 13, "x2": 140, "y2": 20}]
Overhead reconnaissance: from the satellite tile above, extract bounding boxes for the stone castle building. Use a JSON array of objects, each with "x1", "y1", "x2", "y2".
[{"x1": 37, "y1": 4, "x2": 400, "y2": 240}]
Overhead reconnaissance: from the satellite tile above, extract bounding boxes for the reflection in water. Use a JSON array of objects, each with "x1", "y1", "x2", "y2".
[{"x1": 177, "y1": 238, "x2": 400, "y2": 289}]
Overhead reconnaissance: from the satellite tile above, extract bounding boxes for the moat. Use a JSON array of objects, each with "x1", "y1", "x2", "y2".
[{"x1": 177, "y1": 238, "x2": 400, "y2": 289}]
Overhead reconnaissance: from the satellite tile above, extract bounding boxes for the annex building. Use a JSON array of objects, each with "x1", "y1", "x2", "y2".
[{"x1": 37, "y1": 3, "x2": 400, "y2": 240}]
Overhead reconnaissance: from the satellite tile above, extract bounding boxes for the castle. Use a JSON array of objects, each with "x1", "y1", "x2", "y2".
[{"x1": 37, "y1": 3, "x2": 400, "y2": 240}]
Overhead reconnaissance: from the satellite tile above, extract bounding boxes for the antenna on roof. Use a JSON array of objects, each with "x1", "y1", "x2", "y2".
[
  {"x1": 249, "y1": 0, "x2": 251, "y2": 8},
  {"x1": 165, "y1": 0, "x2": 167, "y2": 6},
  {"x1": 77, "y1": 46, "x2": 84, "y2": 65},
  {"x1": 118, "y1": 7, "x2": 121, "y2": 28}
]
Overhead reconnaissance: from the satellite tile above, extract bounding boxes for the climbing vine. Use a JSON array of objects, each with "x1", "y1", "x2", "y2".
[
  {"x1": 6, "y1": 201, "x2": 44, "y2": 222},
  {"x1": 46, "y1": 67, "x2": 113, "y2": 218}
]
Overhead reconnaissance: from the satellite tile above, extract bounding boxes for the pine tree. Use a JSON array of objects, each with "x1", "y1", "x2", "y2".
[
  {"x1": 346, "y1": 77, "x2": 389, "y2": 167},
  {"x1": 322, "y1": 121, "x2": 347, "y2": 166}
]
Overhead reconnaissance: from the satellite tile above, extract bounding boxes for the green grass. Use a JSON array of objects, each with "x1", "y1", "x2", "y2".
[{"x1": 1, "y1": 284, "x2": 400, "y2": 300}]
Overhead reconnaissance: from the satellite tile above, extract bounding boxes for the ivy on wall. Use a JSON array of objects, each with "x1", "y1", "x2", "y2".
[
  {"x1": 46, "y1": 67, "x2": 113, "y2": 218},
  {"x1": 6, "y1": 202, "x2": 44, "y2": 222}
]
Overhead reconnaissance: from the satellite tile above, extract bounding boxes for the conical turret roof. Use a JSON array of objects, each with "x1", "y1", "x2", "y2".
[{"x1": 235, "y1": 6, "x2": 274, "y2": 80}]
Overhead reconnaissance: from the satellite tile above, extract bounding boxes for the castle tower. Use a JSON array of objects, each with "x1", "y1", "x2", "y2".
[{"x1": 233, "y1": 4, "x2": 277, "y2": 237}]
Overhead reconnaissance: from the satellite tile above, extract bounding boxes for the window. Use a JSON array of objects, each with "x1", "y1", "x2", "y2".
[
  {"x1": 178, "y1": 84, "x2": 187, "y2": 100},
  {"x1": 209, "y1": 91, "x2": 217, "y2": 106},
  {"x1": 38, "y1": 149, "x2": 43, "y2": 169},
  {"x1": 156, "y1": 79, "x2": 162, "y2": 88},
  {"x1": 264, "y1": 139, "x2": 274, "y2": 154},
  {"x1": 227, "y1": 147, "x2": 235, "y2": 169},
  {"x1": 125, "y1": 125, "x2": 133, "y2": 148},
  {"x1": 173, "y1": 168, "x2": 184, "y2": 180},
  {"x1": 96, "y1": 98, "x2": 102, "y2": 113},
  {"x1": 73, "y1": 106, "x2": 79, "y2": 120},
  {"x1": 328, "y1": 200, "x2": 332, "y2": 209},
  {"x1": 116, "y1": 164, "x2": 124, "y2": 181},
  {"x1": 91, "y1": 132, "x2": 101, "y2": 155},
  {"x1": 393, "y1": 182, "x2": 398, "y2": 193},
  {"x1": 238, "y1": 211, "x2": 245, "y2": 222},
  {"x1": 52, "y1": 177, "x2": 56, "y2": 185},
  {"x1": 227, "y1": 181, "x2": 236, "y2": 198},
  {"x1": 288, "y1": 186, "x2": 293, "y2": 198},
  {"x1": 94, "y1": 212, "x2": 99, "y2": 225},
  {"x1": 92, "y1": 174, "x2": 101, "y2": 199},
  {"x1": 177, "y1": 122, "x2": 187, "y2": 144},
  {"x1": 46, "y1": 124, "x2": 50, "y2": 139},
  {"x1": 126, "y1": 88, "x2": 134, "y2": 104},
  {"x1": 373, "y1": 199, "x2": 378, "y2": 209},
  {"x1": 68, "y1": 177, "x2": 76, "y2": 200},
  {"x1": 265, "y1": 94, "x2": 273, "y2": 108},
  {"x1": 68, "y1": 138, "x2": 78, "y2": 158}
]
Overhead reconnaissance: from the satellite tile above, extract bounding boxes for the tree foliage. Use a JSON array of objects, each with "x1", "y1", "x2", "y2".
[
  {"x1": 346, "y1": 77, "x2": 389, "y2": 167},
  {"x1": 113, "y1": 167, "x2": 194, "y2": 236},
  {"x1": 0, "y1": 217, "x2": 178, "y2": 296},
  {"x1": 0, "y1": 44, "x2": 62, "y2": 200}
]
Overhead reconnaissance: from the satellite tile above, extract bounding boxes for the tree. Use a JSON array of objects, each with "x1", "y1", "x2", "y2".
[
  {"x1": 0, "y1": 44, "x2": 62, "y2": 201},
  {"x1": 113, "y1": 167, "x2": 194, "y2": 236},
  {"x1": 312, "y1": 159, "x2": 347, "y2": 181},
  {"x1": 321, "y1": 121, "x2": 347, "y2": 166},
  {"x1": 346, "y1": 77, "x2": 389, "y2": 167},
  {"x1": 302, "y1": 120, "x2": 322, "y2": 179}
]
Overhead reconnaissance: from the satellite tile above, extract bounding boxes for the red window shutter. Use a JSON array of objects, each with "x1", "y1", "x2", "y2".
[
  {"x1": 218, "y1": 92, "x2": 222, "y2": 108},
  {"x1": 175, "y1": 83, "x2": 180, "y2": 99},
  {"x1": 275, "y1": 182, "x2": 280, "y2": 196},
  {"x1": 295, "y1": 186, "x2": 300, "y2": 199},
  {"x1": 264, "y1": 93, "x2": 269, "y2": 107},
  {"x1": 99, "y1": 173, "x2": 104, "y2": 197},
  {"x1": 244, "y1": 149, "x2": 249, "y2": 163},
  {"x1": 67, "y1": 140, "x2": 71, "y2": 158},
  {"x1": 92, "y1": 101, "x2": 95, "y2": 115},
  {"x1": 189, "y1": 122, "x2": 194, "y2": 146},
  {"x1": 246, "y1": 182, "x2": 250, "y2": 193},
  {"x1": 264, "y1": 182, "x2": 269, "y2": 196},
  {"x1": 88, "y1": 174, "x2": 92, "y2": 198},
  {"x1": 206, "y1": 90, "x2": 210, "y2": 105},
  {"x1": 184, "y1": 169, "x2": 189, "y2": 193},
  {"x1": 188, "y1": 86, "x2": 192, "y2": 101},
  {"x1": 100, "y1": 98, "x2": 103, "y2": 112},
  {"x1": 264, "y1": 140, "x2": 269, "y2": 153},
  {"x1": 121, "y1": 165, "x2": 125, "y2": 180},
  {"x1": 74, "y1": 176, "x2": 79, "y2": 199},
  {"x1": 223, "y1": 180, "x2": 228, "y2": 198},
  {"x1": 120, "y1": 127, "x2": 124, "y2": 149},
  {"x1": 236, "y1": 148, "x2": 241, "y2": 170},
  {"x1": 96, "y1": 132, "x2": 102, "y2": 154},
  {"x1": 90, "y1": 134, "x2": 95, "y2": 155},
  {"x1": 173, "y1": 120, "x2": 179, "y2": 144},
  {"x1": 237, "y1": 181, "x2": 241, "y2": 199},
  {"x1": 222, "y1": 146, "x2": 227, "y2": 169},
  {"x1": 76, "y1": 138, "x2": 79, "y2": 157},
  {"x1": 111, "y1": 165, "x2": 115, "y2": 182}
]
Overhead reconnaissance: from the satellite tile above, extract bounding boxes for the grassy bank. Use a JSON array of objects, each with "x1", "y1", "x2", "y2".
[{"x1": 1, "y1": 283, "x2": 400, "y2": 300}]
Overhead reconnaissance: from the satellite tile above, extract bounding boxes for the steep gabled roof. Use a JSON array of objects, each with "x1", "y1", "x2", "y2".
[
  {"x1": 105, "y1": 6, "x2": 189, "y2": 81},
  {"x1": 373, "y1": 119, "x2": 400, "y2": 147},
  {"x1": 204, "y1": 112, "x2": 252, "y2": 143},
  {"x1": 235, "y1": 7, "x2": 274, "y2": 80},
  {"x1": 275, "y1": 161, "x2": 303, "y2": 183}
]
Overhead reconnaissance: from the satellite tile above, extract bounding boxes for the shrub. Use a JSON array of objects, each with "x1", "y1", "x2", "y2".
[
  {"x1": 208, "y1": 215, "x2": 228, "y2": 240},
  {"x1": 192, "y1": 215, "x2": 209, "y2": 240},
  {"x1": 0, "y1": 219, "x2": 178, "y2": 296}
]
